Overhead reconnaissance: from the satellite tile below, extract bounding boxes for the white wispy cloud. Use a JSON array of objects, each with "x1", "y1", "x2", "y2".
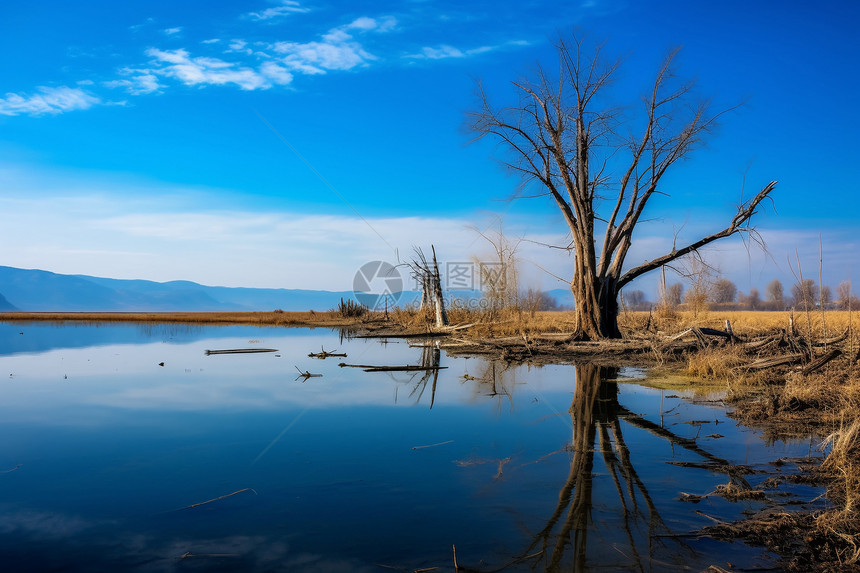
[
  {"x1": 104, "y1": 67, "x2": 162, "y2": 95},
  {"x1": 0, "y1": 86, "x2": 101, "y2": 116},
  {"x1": 270, "y1": 16, "x2": 395, "y2": 74},
  {"x1": 246, "y1": 0, "x2": 309, "y2": 21},
  {"x1": 348, "y1": 15, "x2": 397, "y2": 32},
  {"x1": 145, "y1": 48, "x2": 284, "y2": 90},
  {"x1": 407, "y1": 40, "x2": 527, "y2": 61},
  {"x1": 128, "y1": 17, "x2": 155, "y2": 32},
  {"x1": 226, "y1": 39, "x2": 253, "y2": 54},
  {"x1": 163, "y1": 26, "x2": 183, "y2": 36},
  {"x1": 259, "y1": 61, "x2": 293, "y2": 85}
]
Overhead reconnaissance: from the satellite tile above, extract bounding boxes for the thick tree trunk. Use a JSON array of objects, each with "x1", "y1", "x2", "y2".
[{"x1": 571, "y1": 275, "x2": 621, "y2": 340}]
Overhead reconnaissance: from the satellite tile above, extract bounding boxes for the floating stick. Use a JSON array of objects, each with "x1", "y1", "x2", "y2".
[
  {"x1": 182, "y1": 488, "x2": 257, "y2": 510},
  {"x1": 412, "y1": 440, "x2": 453, "y2": 450}
]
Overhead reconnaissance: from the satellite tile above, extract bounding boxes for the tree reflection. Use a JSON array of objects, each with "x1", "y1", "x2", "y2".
[
  {"x1": 388, "y1": 342, "x2": 442, "y2": 407},
  {"x1": 520, "y1": 362, "x2": 747, "y2": 572}
]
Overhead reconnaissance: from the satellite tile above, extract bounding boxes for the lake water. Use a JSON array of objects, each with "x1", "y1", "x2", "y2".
[{"x1": 0, "y1": 322, "x2": 824, "y2": 572}]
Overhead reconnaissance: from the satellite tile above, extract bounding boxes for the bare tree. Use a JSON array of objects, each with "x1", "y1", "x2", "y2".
[
  {"x1": 711, "y1": 278, "x2": 738, "y2": 304},
  {"x1": 792, "y1": 278, "x2": 818, "y2": 311},
  {"x1": 623, "y1": 289, "x2": 646, "y2": 309},
  {"x1": 666, "y1": 283, "x2": 683, "y2": 308},
  {"x1": 471, "y1": 226, "x2": 521, "y2": 314},
  {"x1": 409, "y1": 246, "x2": 449, "y2": 327},
  {"x1": 837, "y1": 280, "x2": 857, "y2": 310},
  {"x1": 820, "y1": 285, "x2": 832, "y2": 308},
  {"x1": 745, "y1": 288, "x2": 761, "y2": 310},
  {"x1": 523, "y1": 288, "x2": 558, "y2": 314},
  {"x1": 766, "y1": 278, "x2": 784, "y2": 310},
  {"x1": 470, "y1": 34, "x2": 776, "y2": 339},
  {"x1": 682, "y1": 257, "x2": 713, "y2": 317}
]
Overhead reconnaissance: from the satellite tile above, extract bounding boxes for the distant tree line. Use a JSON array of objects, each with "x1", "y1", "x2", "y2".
[{"x1": 621, "y1": 278, "x2": 858, "y2": 312}]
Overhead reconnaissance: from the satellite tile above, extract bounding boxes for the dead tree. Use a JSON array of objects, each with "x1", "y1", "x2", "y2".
[
  {"x1": 410, "y1": 246, "x2": 449, "y2": 328},
  {"x1": 470, "y1": 34, "x2": 776, "y2": 339}
]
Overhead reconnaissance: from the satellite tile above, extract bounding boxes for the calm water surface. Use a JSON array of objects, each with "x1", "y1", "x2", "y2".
[{"x1": 0, "y1": 322, "x2": 823, "y2": 572}]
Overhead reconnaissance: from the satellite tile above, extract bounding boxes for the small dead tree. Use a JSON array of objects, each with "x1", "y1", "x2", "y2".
[
  {"x1": 409, "y1": 246, "x2": 449, "y2": 328},
  {"x1": 471, "y1": 226, "x2": 522, "y2": 315},
  {"x1": 470, "y1": 33, "x2": 776, "y2": 339},
  {"x1": 681, "y1": 256, "x2": 714, "y2": 317}
]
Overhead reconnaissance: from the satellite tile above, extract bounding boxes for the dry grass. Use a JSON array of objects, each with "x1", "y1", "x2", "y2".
[
  {"x1": 391, "y1": 306, "x2": 579, "y2": 336},
  {"x1": 780, "y1": 368, "x2": 860, "y2": 421},
  {"x1": 646, "y1": 309, "x2": 855, "y2": 339},
  {"x1": 685, "y1": 345, "x2": 750, "y2": 381},
  {"x1": 821, "y1": 420, "x2": 860, "y2": 512},
  {"x1": 816, "y1": 420, "x2": 860, "y2": 566},
  {"x1": 440, "y1": 308, "x2": 855, "y2": 340}
]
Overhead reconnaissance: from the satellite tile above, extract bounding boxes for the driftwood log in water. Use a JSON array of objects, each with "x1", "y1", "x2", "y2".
[
  {"x1": 308, "y1": 347, "x2": 347, "y2": 359},
  {"x1": 338, "y1": 362, "x2": 447, "y2": 373},
  {"x1": 205, "y1": 348, "x2": 278, "y2": 355},
  {"x1": 294, "y1": 366, "x2": 322, "y2": 380}
]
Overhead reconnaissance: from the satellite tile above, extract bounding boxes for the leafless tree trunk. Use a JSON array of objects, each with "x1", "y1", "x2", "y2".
[
  {"x1": 431, "y1": 245, "x2": 449, "y2": 327},
  {"x1": 470, "y1": 33, "x2": 776, "y2": 339},
  {"x1": 410, "y1": 246, "x2": 449, "y2": 328}
]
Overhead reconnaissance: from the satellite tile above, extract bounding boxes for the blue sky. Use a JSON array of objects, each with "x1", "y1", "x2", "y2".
[{"x1": 0, "y1": 0, "x2": 857, "y2": 299}]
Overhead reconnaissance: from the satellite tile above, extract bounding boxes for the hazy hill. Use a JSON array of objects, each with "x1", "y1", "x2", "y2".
[
  {"x1": 0, "y1": 291, "x2": 17, "y2": 311},
  {"x1": 0, "y1": 266, "x2": 574, "y2": 313},
  {"x1": 0, "y1": 266, "x2": 355, "y2": 312}
]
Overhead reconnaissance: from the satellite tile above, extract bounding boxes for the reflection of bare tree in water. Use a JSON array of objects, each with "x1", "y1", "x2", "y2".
[
  {"x1": 522, "y1": 363, "x2": 750, "y2": 572},
  {"x1": 394, "y1": 348, "x2": 518, "y2": 413},
  {"x1": 466, "y1": 360, "x2": 515, "y2": 414},
  {"x1": 389, "y1": 343, "x2": 442, "y2": 407}
]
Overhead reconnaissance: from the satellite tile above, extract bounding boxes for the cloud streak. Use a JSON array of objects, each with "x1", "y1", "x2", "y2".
[
  {"x1": 246, "y1": 0, "x2": 310, "y2": 22},
  {"x1": 270, "y1": 17, "x2": 395, "y2": 74},
  {"x1": 145, "y1": 48, "x2": 285, "y2": 90},
  {"x1": 0, "y1": 86, "x2": 101, "y2": 117},
  {"x1": 407, "y1": 39, "x2": 529, "y2": 60}
]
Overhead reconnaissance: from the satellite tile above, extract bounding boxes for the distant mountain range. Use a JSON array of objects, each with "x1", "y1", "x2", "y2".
[
  {"x1": 0, "y1": 266, "x2": 357, "y2": 312},
  {"x1": 0, "y1": 266, "x2": 574, "y2": 312}
]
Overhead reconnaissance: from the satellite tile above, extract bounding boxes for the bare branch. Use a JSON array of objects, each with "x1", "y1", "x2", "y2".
[{"x1": 617, "y1": 181, "x2": 777, "y2": 290}]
